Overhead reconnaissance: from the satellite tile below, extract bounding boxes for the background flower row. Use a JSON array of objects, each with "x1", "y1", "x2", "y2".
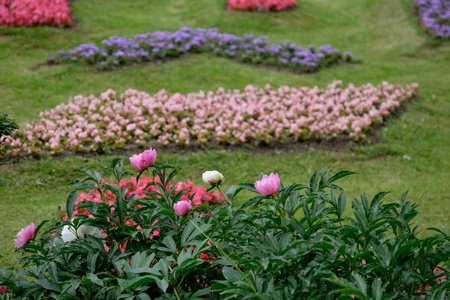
[
  {"x1": 227, "y1": 0, "x2": 297, "y2": 12},
  {"x1": 48, "y1": 27, "x2": 352, "y2": 72},
  {"x1": 4, "y1": 81, "x2": 418, "y2": 157},
  {"x1": 415, "y1": 0, "x2": 450, "y2": 39},
  {"x1": 0, "y1": 0, "x2": 72, "y2": 27}
]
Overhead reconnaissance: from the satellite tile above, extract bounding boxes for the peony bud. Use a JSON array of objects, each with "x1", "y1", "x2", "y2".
[
  {"x1": 129, "y1": 148, "x2": 157, "y2": 170},
  {"x1": 254, "y1": 173, "x2": 280, "y2": 196},
  {"x1": 202, "y1": 170, "x2": 224, "y2": 186},
  {"x1": 61, "y1": 224, "x2": 104, "y2": 242},
  {"x1": 173, "y1": 200, "x2": 192, "y2": 216}
]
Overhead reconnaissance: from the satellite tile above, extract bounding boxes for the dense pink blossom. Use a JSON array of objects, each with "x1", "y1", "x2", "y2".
[
  {"x1": 3, "y1": 81, "x2": 418, "y2": 157},
  {"x1": 0, "y1": 0, "x2": 72, "y2": 27},
  {"x1": 228, "y1": 0, "x2": 297, "y2": 11},
  {"x1": 255, "y1": 173, "x2": 280, "y2": 196},
  {"x1": 129, "y1": 148, "x2": 157, "y2": 170},
  {"x1": 14, "y1": 222, "x2": 36, "y2": 248},
  {"x1": 173, "y1": 200, "x2": 192, "y2": 216},
  {"x1": 62, "y1": 176, "x2": 224, "y2": 220},
  {"x1": 0, "y1": 284, "x2": 6, "y2": 294}
]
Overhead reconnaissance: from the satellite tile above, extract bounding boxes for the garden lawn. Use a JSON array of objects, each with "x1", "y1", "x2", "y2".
[{"x1": 0, "y1": 0, "x2": 449, "y2": 268}]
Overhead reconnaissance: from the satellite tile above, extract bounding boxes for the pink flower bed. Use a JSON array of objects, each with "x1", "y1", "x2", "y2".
[
  {"x1": 0, "y1": 0, "x2": 72, "y2": 27},
  {"x1": 63, "y1": 175, "x2": 224, "y2": 221},
  {"x1": 3, "y1": 81, "x2": 418, "y2": 157},
  {"x1": 227, "y1": 0, "x2": 297, "y2": 12}
]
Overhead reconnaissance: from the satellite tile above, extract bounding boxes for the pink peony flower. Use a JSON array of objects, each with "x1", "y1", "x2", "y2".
[
  {"x1": 0, "y1": 283, "x2": 6, "y2": 294},
  {"x1": 173, "y1": 200, "x2": 192, "y2": 216},
  {"x1": 14, "y1": 222, "x2": 36, "y2": 248},
  {"x1": 254, "y1": 173, "x2": 280, "y2": 196},
  {"x1": 129, "y1": 148, "x2": 157, "y2": 170}
]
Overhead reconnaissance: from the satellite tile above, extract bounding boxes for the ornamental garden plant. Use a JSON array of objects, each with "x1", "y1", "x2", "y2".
[
  {"x1": 0, "y1": 112, "x2": 19, "y2": 168},
  {"x1": 227, "y1": 0, "x2": 298, "y2": 12},
  {"x1": 2, "y1": 81, "x2": 418, "y2": 157},
  {"x1": 0, "y1": 0, "x2": 72, "y2": 27},
  {"x1": 47, "y1": 27, "x2": 352, "y2": 72},
  {"x1": 415, "y1": 0, "x2": 450, "y2": 39},
  {"x1": 0, "y1": 149, "x2": 448, "y2": 298}
]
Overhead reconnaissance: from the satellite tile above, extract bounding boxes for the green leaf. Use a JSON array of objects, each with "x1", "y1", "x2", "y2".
[
  {"x1": 327, "y1": 170, "x2": 356, "y2": 184},
  {"x1": 370, "y1": 192, "x2": 390, "y2": 209},
  {"x1": 309, "y1": 170, "x2": 320, "y2": 192},
  {"x1": 225, "y1": 185, "x2": 243, "y2": 201},
  {"x1": 66, "y1": 189, "x2": 79, "y2": 218},
  {"x1": 162, "y1": 236, "x2": 177, "y2": 253},
  {"x1": 236, "y1": 183, "x2": 257, "y2": 193},
  {"x1": 35, "y1": 279, "x2": 62, "y2": 293},
  {"x1": 119, "y1": 276, "x2": 158, "y2": 291},
  {"x1": 33, "y1": 220, "x2": 49, "y2": 238},
  {"x1": 86, "y1": 273, "x2": 104, "y2": 287},
  {"x1": 338, "y1": 192, "x2": 346, "y2": 217}
]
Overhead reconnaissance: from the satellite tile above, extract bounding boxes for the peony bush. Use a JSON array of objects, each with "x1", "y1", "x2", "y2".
[
  {"x1": 0, "y1": 0, "x2": 72, "y2": 27},
  {"x1": 227, "y1": 0, "x2": 298, "y2": 12},
  {"x1": 47, "y1": 27, "x2": 352, "y2": 72},
  {"x1": 3, "y1": 81, "x2": 418, "y2": 157},
  {"x1": 0, "y1": 153, "x2": 448, "y2": 298},
  {"x1": 415, "y1": 0, "x2": 450, "y2": 39}
]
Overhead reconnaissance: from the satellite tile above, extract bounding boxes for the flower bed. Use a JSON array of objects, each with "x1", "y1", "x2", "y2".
[
  {"x1": 3, "y1": 81, "x2": 418, "y2": 157},
  {"x1": 227, "y1": 0, "x2": 297, "y2": 12},
  {"x1": 0, "y1": 0, "x2": 72, "y2": 27},
  {"x1": 415, "y1": 0, "x2": 450, "y2": 39},
  {"x1": 47, "y1": 27, "x2": 352, "y2": 72}
]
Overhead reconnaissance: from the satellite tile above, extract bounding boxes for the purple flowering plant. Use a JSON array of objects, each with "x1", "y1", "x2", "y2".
[
  {"x1": 416, "y1": 0, "x2": 450, "y2": 39},
  {"x1": 48, "y1": 27, "x2": 353, "y2": 72}
]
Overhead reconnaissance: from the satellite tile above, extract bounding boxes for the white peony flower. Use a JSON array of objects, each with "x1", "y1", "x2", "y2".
[
  {"x1": 61, "y1": 224, "x2": 104, "y2": 242},
  {"x1": 202, "y1": 170, "x2": 224, "y2": 186}
]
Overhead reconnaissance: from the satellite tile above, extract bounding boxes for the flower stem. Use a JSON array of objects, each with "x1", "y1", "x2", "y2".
[
  {"x1": 188, "y1": 218, "x2": 257, "y2": 293},
  {"x1": 217, "y1": 185, "x2": 232, "y2": 205}
]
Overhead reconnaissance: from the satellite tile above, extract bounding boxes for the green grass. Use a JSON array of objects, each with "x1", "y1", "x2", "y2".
[{"x1": 0, "y1": 0, "x2": 449, "y2": 267}]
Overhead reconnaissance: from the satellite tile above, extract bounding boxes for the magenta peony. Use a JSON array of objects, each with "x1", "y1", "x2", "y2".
[
  {"x1": 0, "y1": 283, "x2": 6, "y2": 294},
  {"x1": 254, "y1": 173, "x2": 281, "y2": 196},
  {"x1": 129, "y1": 148, "x2": 157, "y2": 170},
  {"x1": 14, "y1": 222, "x2": 36, "y2": 248},
  {"x1": 173, "y1": 200, "x2": 192, "y2": 216}
]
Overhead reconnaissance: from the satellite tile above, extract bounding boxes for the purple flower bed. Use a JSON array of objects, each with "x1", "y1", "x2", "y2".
[
  {"x1": 48, "y1": 27, "x2": 353, "y2": 72},
  {"x1": 416, "y1": 0, "x2": 450, "y2": 39}
]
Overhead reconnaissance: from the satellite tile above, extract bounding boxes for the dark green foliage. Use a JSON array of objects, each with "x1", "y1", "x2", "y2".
[
  {"x1": 0, "y1": 158, "x2": 448, "y2": 299},
  {"x1": 0, "y1": 113, "x2": 19, "y2": 144}
]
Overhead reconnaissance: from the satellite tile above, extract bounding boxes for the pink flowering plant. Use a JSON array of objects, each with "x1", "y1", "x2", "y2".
[
  {"x1": 0, "y1": 151, "x2": 448, "y2": 299},
  {"x1": 0, "y1": 0, "x2": 72, "y2": 27},
  {"x1": 227, "y1": 0, "x2": 298, "y2": 12},
  {"x1": 3, "y1": 81, "x2": 418, "y2": 157}
]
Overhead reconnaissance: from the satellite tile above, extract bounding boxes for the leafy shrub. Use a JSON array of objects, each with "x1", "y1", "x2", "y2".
[
  {"x1": 0, "y1": 0, "x2": 72, "y2": 27},
  {"x1": 3, "y1": 81, "x2": 418, "y2": 157},
  {"x1": 0, "y1": 112, "x2": 19, "y2": 144},
  {"x1": 0, "y1": 112, "x2": 19, "y2": 168},
  {"x1": 0, "y1": 155, "x2": 448, "y2": 299}
]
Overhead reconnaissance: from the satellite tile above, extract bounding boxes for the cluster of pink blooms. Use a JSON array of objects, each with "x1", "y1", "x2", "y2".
[
  {"x1": 0, "y1": 0, "x2": 72, "y2": 27},
  {"x1": 3, "y1": 81, "x2": 418, "y2": 157},
  {"x1": 62, "y1": 176, "x2": 224, "y2": 221},
  {"x1": 227, "y1": 0, "x2": 297, "y2": 11}
]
